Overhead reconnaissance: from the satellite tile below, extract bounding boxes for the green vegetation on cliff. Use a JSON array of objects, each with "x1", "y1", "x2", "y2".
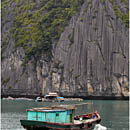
[
  {"x1": 8, "y1": 0, "x2": 84, "y2": 64},
  {"x1": 2, "y1": 0, "x2": 129, "y2": 64},
  {"x1": 109, "y1": 0, "x2": 129, "y2": 28}
]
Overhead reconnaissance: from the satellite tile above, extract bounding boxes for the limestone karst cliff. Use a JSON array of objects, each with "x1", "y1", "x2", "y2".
[{"x1": 2, "y1": 0, "x2": 129, "y2": 98}]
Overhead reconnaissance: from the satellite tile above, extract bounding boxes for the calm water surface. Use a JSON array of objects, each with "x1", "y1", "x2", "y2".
[{"x1": 1, "y1": 99, "x2": 129, "y2": 130}]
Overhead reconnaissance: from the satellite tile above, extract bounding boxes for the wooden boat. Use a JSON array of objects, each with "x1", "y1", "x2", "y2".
[
  {"x1": 35, "y1": 92, "x2": 65, "y2": 102},
  {"x1": 44, "y1": 92, "x2": 65, "y2": 102},
  {"x1": 20, "y1": 105, "x2": 101, "y2": 130}
]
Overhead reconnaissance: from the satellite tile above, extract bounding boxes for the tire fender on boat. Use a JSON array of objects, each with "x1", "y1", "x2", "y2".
[
  {"x1": 97, "y1": 118, "x2": 101, "y2": 124},
  {"x1": 79, "y1": 123, "x2": 84, "y2": 129},
  {"x1": 88, "y1": 122, "x2": 92, "y2": 128}
]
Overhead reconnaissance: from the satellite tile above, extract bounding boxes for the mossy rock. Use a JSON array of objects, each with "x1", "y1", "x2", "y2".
[{"x1": 6, "y1": 0, "x2": 85, "y2": 64}]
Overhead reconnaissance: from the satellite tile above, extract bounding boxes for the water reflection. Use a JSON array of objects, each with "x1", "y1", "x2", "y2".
[{"x1": 1, "y1": 100, "x2": 129, "y2": 130}]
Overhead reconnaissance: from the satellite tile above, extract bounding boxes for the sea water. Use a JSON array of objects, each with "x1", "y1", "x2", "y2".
[{"x1": 1, "y1": 99, "x2": 129, "y2": 130}]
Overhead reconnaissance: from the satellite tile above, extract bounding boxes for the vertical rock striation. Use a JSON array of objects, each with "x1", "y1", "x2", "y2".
[
  {"x1": 53, "y1": 0, "x2": 129, "y2": 97},
  {"x1": 1, "y1": 0, "x2": 129, "y2": 98}
]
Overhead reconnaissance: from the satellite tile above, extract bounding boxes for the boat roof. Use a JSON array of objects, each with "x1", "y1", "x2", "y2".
[
  {"x1": 45, "y1": 95, "x2": 57, "y2": 97},
  {"x1": 27, "y1": 105, "x2": 76, "y2": 112},
  {"x1": 44, "y1": 92, "x2": 58, "y2": 97},
  {"x1": 47, "y1": 92, "x2": 58, "y2": 96}
]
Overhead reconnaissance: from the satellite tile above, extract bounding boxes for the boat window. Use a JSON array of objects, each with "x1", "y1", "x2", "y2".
[
  {"x1": 56, "y1": 113, "x2": 59, "y2": 116},
  {"x1": 67, "y1": 111, "x2": 70, "y2": 115}
]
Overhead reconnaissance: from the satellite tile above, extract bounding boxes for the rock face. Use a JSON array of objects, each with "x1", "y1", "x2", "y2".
[{"x1": 2, "y1": 0, "x2": 129, "y2": 97}]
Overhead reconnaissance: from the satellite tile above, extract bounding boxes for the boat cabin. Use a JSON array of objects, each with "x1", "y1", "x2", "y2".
[
  {"x1": 44, "y1": 92, "x2": 58, "y2": 100},
  {"x1": 27, "y1": 105, "x2": 76, "y2": 123}
]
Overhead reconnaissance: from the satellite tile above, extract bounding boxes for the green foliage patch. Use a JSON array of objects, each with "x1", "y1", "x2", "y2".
[
  {"x1": 83, "y1": 0, "x2": 92, "y2": 16},
  {"x1": 109, "y1": 0, "x2": 129, "y2": 28},
  {"x1": 2, "y1": 77, "x2": 10, "y2": 85},
  {"x1": 10, "y1": 0, "x2": 84, "y2": 64}
]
